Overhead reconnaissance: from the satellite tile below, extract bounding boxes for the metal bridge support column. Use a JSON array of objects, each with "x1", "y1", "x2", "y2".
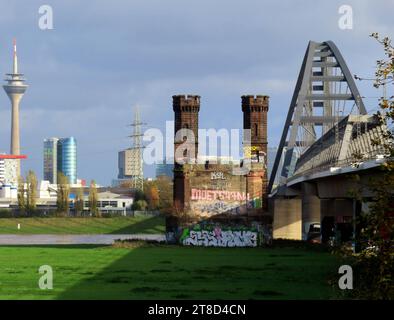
[{"x1": 301, "y1": 182, "x2": 321, "y2": 240}]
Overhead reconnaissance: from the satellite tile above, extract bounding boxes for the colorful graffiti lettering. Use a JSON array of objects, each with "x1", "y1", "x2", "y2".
[
  {"x1": 180, "y1": 228, "x2": 258, "y2": 247},
  {"x1": 190, "y1": 198, "x2": 262, "y2": 216},
  {"x1": 248, "y1": 197, "x2": 262, "y2": 209},
  {"x1": 191, "y1": 201, "x2": 243, "y2": 215},
  {"x1": 191, "y1": 188, "x2": 250, "y2": 201}
]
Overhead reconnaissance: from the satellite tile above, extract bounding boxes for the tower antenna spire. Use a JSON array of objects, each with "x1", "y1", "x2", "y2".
[{"x1": 13, "y1": 38, "x2": 18, "y2": 74}]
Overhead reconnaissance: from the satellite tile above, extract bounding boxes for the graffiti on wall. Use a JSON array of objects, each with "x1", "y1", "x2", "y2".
[
  {"x1": 191, "y1": 188, "x2": 250, "y2": 201},
  {"x1": 244, "y1": 147, "x2": 267, "y2": 165},
  {"x1": 187, "y1": 165, "x2": 264, "y2": 217},
  {"x1": 249, "y1": 197, "x2": 262, "y2": 209},
  {"x1": 180, "y1": 226, "x2": 258, "y2": 247},
  {"x1": 210, "y1": 171, "x2": 226, "y2": 180},
  {"x1": 190, "y1": 201, "x2": 246, "y2": 216},
  {"x1": 190, "y1": 188, "x2": 255, "y2": 216},
  {"x1": 192, "y1": 201, "x2": 244, "y2": 215}
]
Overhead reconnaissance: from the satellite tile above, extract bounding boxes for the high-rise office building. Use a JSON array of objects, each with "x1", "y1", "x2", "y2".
[
  {"x1": 0, "y1": 154, "x2": 27, "y2": 186},
  {"x1": 155, "y1": 159, "x2": 174, "y2": 179},
  {"x1": 57, "y1": 137, "x2": 77, "y2": 184},
  {"x1": 43, "y1": 137, "x2": 77, "y2": 184},
  {"x1": 118, "y1": 149, "x2": 139, "y2": 179},
  {"x1": 114, "y1": 108, "x2": 145, "y2": 190},
  {"x1": 0, "y1": 154, "x2": 27, "y2": 198},
  {"x1": 43, "y1": 138, "x2": 59, "y2": 184}
]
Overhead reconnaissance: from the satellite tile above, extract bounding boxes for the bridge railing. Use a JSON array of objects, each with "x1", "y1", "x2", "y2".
[{"x1": 288, "y1": 149, "x2": 390, "y2": 182}]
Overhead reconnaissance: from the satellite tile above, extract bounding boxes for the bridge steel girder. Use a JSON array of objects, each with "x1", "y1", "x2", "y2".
[
  {"x1": 268, "y1": 41, "x2": 315, "y2": 194},
  {"x1": 325, "y1": 41, "x2": 367, "y2": 114},
  {"x1": 268, "y1": 40, "x2": 368, "y2": 194}
]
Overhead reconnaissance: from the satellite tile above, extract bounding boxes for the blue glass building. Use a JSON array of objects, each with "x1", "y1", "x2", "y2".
[
  {"x1": 43, "y1": 137, "x2": 59, "y2": 184},
  {"x1": 155, "y1": 159, "x2": 174, "y2": 179},
  {"x1": 57, "y1": 137, "x2": 77, "y2": 184}
]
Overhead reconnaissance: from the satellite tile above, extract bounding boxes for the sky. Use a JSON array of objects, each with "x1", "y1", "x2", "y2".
[{"x1": 0, "y1": 0, "x2": 392, "y2": 185}]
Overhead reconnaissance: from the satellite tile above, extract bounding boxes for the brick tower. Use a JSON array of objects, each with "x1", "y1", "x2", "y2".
[
  {"x1": 242, "y1": 95, "x2": 269, "y2": 207},
  {"x1": 172, "y1": 95, "x2": 200, "y2": 213}
]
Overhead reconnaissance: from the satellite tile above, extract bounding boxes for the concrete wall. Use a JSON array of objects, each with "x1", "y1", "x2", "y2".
[
  {"x1": 302, "y1": 182, "x2": 321, "y2": 239},
  {"x1": 273, "y1": 198, "x2": 302, "y2": 240}
]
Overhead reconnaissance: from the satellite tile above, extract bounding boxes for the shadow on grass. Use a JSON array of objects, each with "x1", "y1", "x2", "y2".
[
  {"x1": 108, "y1": 215, "x2": 165, "y2": 234},
  {"x1": 56, "y1": 244, "x2": 341, "y2": 300}
]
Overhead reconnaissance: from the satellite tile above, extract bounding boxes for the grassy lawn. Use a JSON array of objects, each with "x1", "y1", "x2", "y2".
[
  {"x1": 0, "y1": 216, "x2": 165, "y2": 234},
  {"x1": 0, "y1": 244, "x2": 342, "y2": 299}
]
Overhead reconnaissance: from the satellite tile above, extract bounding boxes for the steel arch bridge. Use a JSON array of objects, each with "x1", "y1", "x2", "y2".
[{"x1": 268, "y1": 40, "x2": 374, "y2": 193}]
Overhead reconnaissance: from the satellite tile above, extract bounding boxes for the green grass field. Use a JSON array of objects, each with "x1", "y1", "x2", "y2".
[
  {"x1": 0, "y1": 216, "x2": 165, "y2": 234},
  {"x1": 0, "y1": 244, "x2": 342, "y2": 300}
]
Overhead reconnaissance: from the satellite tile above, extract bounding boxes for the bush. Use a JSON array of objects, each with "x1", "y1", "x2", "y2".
[
  {"x1": 101, "y1": 212, "x2": 125, "y2": 218},
  {"x1": 0, "y1": 209, "x2": 14, "y2": 218},
  {"x1": 132, "y1": 200, "x2": 148, "y2": 211},
  {"x1": 351, "y1": 252, "x2": 394, "y2": 299}
]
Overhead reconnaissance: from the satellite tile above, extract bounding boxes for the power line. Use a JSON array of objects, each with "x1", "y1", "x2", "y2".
[{"x1": 127, "y1": 106, "x2": 145, "y2": 191}]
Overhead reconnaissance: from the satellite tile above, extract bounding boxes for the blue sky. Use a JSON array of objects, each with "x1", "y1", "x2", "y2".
[{"x1": 0, "y1": 0, "x2": 392, "y2": 185}]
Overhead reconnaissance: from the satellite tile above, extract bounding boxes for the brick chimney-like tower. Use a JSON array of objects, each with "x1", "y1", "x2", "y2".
[
  {"x1": 242, "y1": 95, "x2": 269, "y2": 202},
  {"x1": 242, "y1": 95, "x2": 269, "y2": 157},
  {"x1": 173, "y1": 95, "x2": 200, "y2": 164},
  {"x1": 172, "y1": 95, "x2": 200, "y2": 214}
]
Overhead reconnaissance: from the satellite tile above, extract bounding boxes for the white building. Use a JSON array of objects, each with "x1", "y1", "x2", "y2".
[
  {"x1": 0, "y1": 154, "x2": 27, "y2": 200},
  {"x1": 82, "y1": 191, "x2": 134, "y2": 216},
  {"x1": 38, "y1": 186, "x2": 134, "y2": 215}
]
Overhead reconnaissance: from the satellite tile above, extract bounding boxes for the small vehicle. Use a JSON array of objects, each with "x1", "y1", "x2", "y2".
[{"x1": 307, "y1": 223, "x2": 321, "y2": 243}]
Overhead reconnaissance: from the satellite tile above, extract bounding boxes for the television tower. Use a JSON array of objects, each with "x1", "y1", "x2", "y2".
[{"x1": 3, "y1": 39, "x2": 28, "y2": 173}]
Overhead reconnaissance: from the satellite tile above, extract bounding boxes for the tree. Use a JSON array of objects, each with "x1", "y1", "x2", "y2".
[
  {"x1": 74, "y1": 187, "x2": 84, "y2": 216},
  {"x1": 88, "y1": 180, "x2": 99, "y2": 217},
  {"x1": 131, "y1": 187, "x2": 147, "y2": 211},
  {"x1": 143, "y1": 177, "x2": 173, "y2": 211},
  {"x1": 25, "y1": 170, "x2": 38, "y2": 213},
  {"x1": 17, "y1": 176, "x2": 26, "y2": 215},
  {"x1": 155, "y1": 176, "x2": 173, "y2": 210},
  {"x1": 352, "y1": 33, "x2": 394, "y2": 299},
  {"x1": 56, "y1": 172, "x2": 70, "y2": 216},
  {"x1": 132, "y1": 199, "x2": 148, "y2": 211},
  {"x1": 146, "y1": 185, "x2": 159, "y2": 210}
]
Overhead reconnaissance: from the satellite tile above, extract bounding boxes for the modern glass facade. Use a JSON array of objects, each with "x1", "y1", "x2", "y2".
[
  {"x1": 43, "y1": 138, "x2": 59, "y2": 184},
  {"x1": 57, "y1": 137, "x2": 77, "y2": 184},
  {"x1": 155, "y1": 160, "x2": 174, "y2": 179}
]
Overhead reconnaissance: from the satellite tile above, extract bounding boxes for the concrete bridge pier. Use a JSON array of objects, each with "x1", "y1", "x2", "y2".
[
  {"x1": 301, "y1": 182, "x2": 321, "y2": 240},
  {"x1": 320, "y1": 198, "x2": 354, "y2": 243},
  {"x1": 271, "y1": 182, "x2": 322, "y2": 241},
  {"x1": 272, "y1": 197, "x2": 302, "y2": 240}
]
